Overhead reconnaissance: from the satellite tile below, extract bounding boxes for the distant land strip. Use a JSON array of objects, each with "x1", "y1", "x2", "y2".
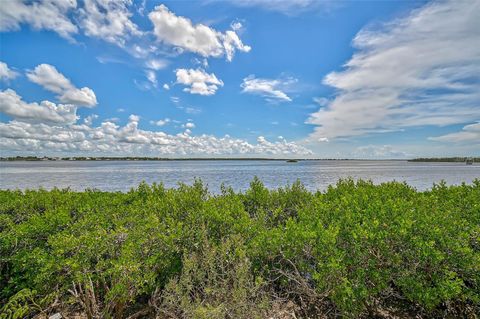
[
  {"x1": 408, "y1": 157, "x2": 479, "y2": 162},
  {"x1": 0, "y1": 156, "x2": 303, "y2": 161},
  {"x1": 0, "y1": 156, "x2": 347, "y2": 161},
  {"x1": 1, "y1": 156, "x2": 478, "y2": 162}
]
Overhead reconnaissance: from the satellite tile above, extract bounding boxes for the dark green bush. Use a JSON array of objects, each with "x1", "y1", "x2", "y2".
[{"x1": 0, "y1": 179, "x2": 479, "y2": 318}]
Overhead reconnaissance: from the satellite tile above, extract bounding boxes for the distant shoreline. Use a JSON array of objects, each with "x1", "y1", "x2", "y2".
[
  {"x1": 0, "y1": 156, "x2": 477, "y2": 162},
  {"x1": 0, "y1": 156, "x2": 406, "y2": 162},
  {"x1": 408, "y1": 157, "x2": 478, "y2": 163}
]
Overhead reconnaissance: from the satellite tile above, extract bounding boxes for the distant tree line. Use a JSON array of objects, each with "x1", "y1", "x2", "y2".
[
  {"x1": 409, "y1": 157, "x2": 479, "y2": 162},
  {"x1": 2, "y1": 156, "x2": 478, "y2": 162},
  {"x1": 1, "y1": 156, "x2": 294, "y2": 161}
]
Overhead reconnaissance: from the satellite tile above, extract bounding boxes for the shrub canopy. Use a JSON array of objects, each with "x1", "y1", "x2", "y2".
[{"x1": 1, "y1": 178, "x2": 479, "y2": 318}]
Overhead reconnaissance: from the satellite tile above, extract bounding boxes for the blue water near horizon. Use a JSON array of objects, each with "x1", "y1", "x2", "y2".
[{"x1": 1, "y1": 160, "x2": 479, "y2": 193}]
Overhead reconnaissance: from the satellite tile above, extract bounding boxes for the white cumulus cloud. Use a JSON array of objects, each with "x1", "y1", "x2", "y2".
[
  {"x1": 353, "y1": 145, "x2": 409, "y2": 159},
  {"x1": 0, "y1": 89, "x2": 78, "y2": 124},
  {"x1": 0, "y1": 112, "x2": 312, "y2": 156},
  {"x1": 148, "y1": 4, "x2": 251, "y2": 61},
  {"x1": 175, "y1": 68, "x2": 224, "y2": 96},
  {"x1": 78, "y1": 0, "x2": 141, "y2": 47},
  {"x1": 0, "y1": 61, "x2": 19, "y2": 81},
  {"x1": 0, "y1": 0, "x2": 142, "y2": 47},
  {"x1": 0, "y1": 0, "x2": 78, "y2": 39},
  {"x1": 26, "y1": 64, "x2": 97, "y2": 107}
]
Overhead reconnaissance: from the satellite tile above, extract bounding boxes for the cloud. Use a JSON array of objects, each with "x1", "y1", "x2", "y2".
[
  {"x1": 104, "y1": 117, "x2": 120, "y2": 123},
  {"x1": 223, "y1": 27, "x2": 251, "y2": 61},
  {"x1": 241, "y1": 75, "x2": 296, "y2": 102},
  {"x1": 255, "y1": 135, "x2": 312, "y2": 155},
  {"x1": 136, "y1": 0, "x2": 147, "y2": 16},
  {"x1": 145, "y1": 59, "x2": 168, "y2": 70},
  {"x1": 231, "y1": 21, "x2": 243, "y2": 31},
  {"x1": 0, "y1": 112, "x2": 312, "y2": 156},
  {"x1": 193, "y1": 57, "x2": 209, "y2": 68},
  {"x1": 83, "y1": 114, "x2": 98, "y2": 126},
  {"x1": 26, "y1": 64, "x2": 97, "y2": 107},
  {"x1": 313, "y1": 97, "x2": 328, "y2": 107},
  {"x1": 150, "y1": 118, "x2": 171, "y2": 127},
  {"x1": 221, "y1": 0, "x2": 327, "y2": 15},
  {"x1": 0, "y1": 0, "x2": 142, "y2": 47},
  {"x1": 0, "y1": 89, "x2": 77, "y2": 124},
  {"x1": 78, "y1": 0, "x2": 141, "y2": 47},
  {"x1": 183, "y1": 122, "x2": 195, "y2": 129},
  {"x1": 59, "y1": 88, "x2": 97, "y2": 107},
  {"x1": 145, "y1": 70, "x2": 157, "y2": 87},
  {"x1": 175, "y1": 68, "x2": 224, "y2": 95},
  {"x1": 429, "y1": 122, "x2": 480, "y2": 144},
  {"x1": 307, "y1": 0, "x2": 480, "y2": 141},
  {"x1": 0, "y1": 61, "x2": 19, "y2": 81},
  {"x1": 163, "y1": 83, "x2": 170, "y2": 90},
  {"x1": 181, "y1": 106, "x2": 202, "y2": 115},
  {"x1": 148, "y1": 4, "x2": 251, "y2": 61},
  {"x1": 143, "y1": 59, "x2": 169, "y2": 88},
  {"x1": 353, "y1": 144, "x2": 409, "y2": 159},
  {"x1": 0, "y1": 0, "x2": 78, "y2": 39}
]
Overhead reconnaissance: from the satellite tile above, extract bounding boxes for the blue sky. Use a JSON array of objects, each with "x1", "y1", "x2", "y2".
[{"x1": 0, "y1": 0, "x2": 479, "y2": 158}]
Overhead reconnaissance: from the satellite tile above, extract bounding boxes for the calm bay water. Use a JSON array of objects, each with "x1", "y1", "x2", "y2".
[{"x1": 1, "y1": 160, "x2": 479, "y2": 193}]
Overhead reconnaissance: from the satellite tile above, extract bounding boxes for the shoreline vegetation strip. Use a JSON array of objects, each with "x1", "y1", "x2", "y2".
[{"x1": 1, "y1": 178, "x2": 479, "y2": 318}]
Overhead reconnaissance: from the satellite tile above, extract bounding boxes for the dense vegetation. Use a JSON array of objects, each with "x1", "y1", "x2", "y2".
[{"x1": 1, "y1": 178, "x2": 479, "y2": 318}]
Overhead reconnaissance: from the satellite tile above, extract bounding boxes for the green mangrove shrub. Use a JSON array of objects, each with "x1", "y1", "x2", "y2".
[{"x1": 0, "y1": 179, "x2": 479, "y2": 318}]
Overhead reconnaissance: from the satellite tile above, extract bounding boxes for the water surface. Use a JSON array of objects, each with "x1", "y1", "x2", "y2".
[{"x1": 1, "y1": 160, "x2": 479, "y2": 192}]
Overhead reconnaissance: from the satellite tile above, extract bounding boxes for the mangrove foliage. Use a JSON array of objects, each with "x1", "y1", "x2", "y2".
[{"x1": 1, "y1": 178, "x2": 479, "y2": 318}]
